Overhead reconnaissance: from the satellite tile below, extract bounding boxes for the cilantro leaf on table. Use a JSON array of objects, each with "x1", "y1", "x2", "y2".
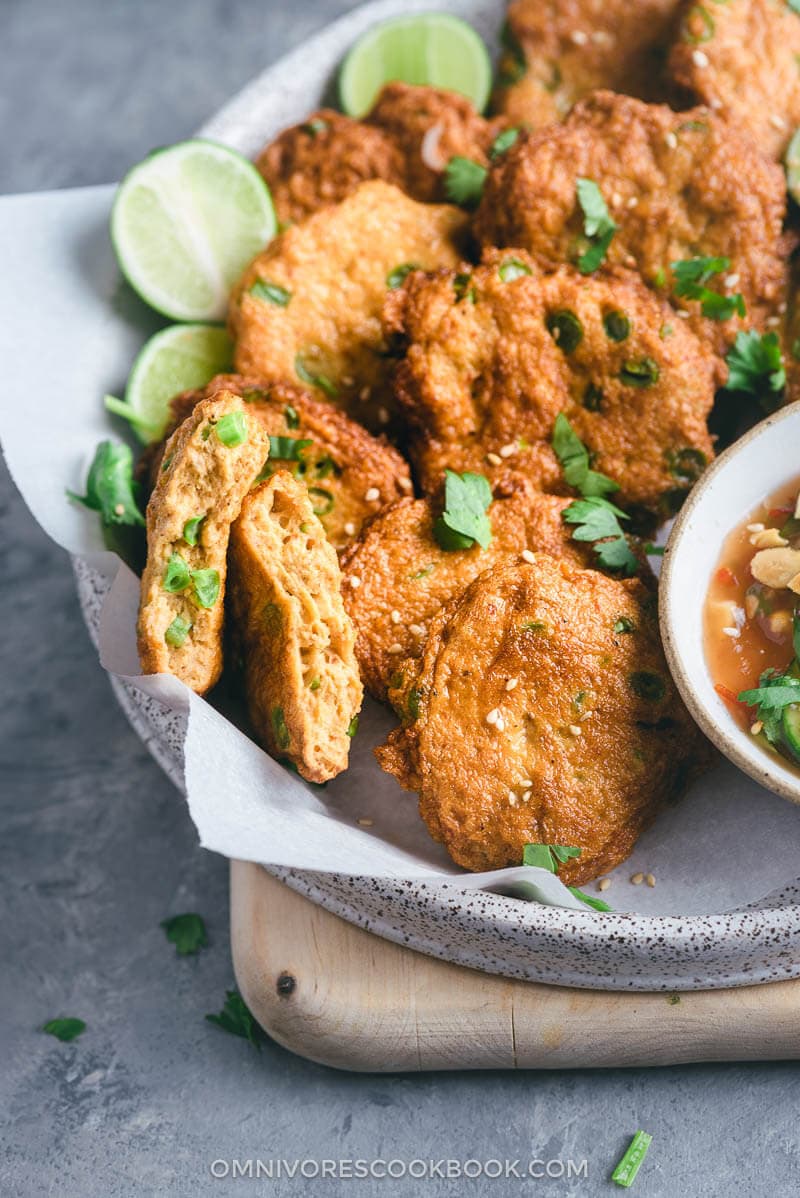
[
  {"x1": 576, "y1": 178, "x2": 617, "y2": 274},
  {"x1": 738, "y1": 670, "x2": 800, "y2": 744},
  {"x1": 563, "y1": 497, "x2": 639, "y2": 577},
  {"x1": 723, "y1": 330, "x2": 786, "y2": 396},
  {"x1": 552, "y1": 413, "x2": 619, "y2": 498},
  {"x1": 444, "y1": 156, "x2": 487, "y2": 208},
  {"x1": 671, "y1": 256, "x2": 745, "y2": 321},
  {"x1": 42, "y1": 1017, "x2": 86, "y2": 1042},
  {"x1": 206, "y1": 989, "x2": 267, "y2": 1050},
  {"x1": 433, "y1": 470, "x2": 493, "y2": 551},
  {"x1": 161, "y1": 913, "x2": 208, "y2": 956},
  {"x1": 67, "y1": 440, "x2": 144, "y2": 527}
]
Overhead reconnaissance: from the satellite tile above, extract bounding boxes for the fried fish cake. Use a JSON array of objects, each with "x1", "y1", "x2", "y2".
[
  {"x1": 228, "y1": 473, "x2": 363, "y2": 783},
  {"x1": 341, "y1": 484, "x2": 593, "y2": 701},
  {"x1": 367, "y1": 82, "x2": 503, "y2": 203},
  {"x1": 143, "y1": 374, "x2": 412, "y2": 551},
  {"x1": 377, "y1": 555, "x2": 706, "y2": 881},
  {"x1": 493, "y1": 0, "x2": 681, "y2": 128},
  {"x1": 668, "y1": 0, "x2": 800, "y2": 161},
  {"x1": 230, "y1": 181, "x2": 469, "y2": 431},
  {"x1": 475, "y1": 92, "x2": 789, "y2": 354},
  {"x1": 385, "y1": 253, "x2": 717, "y2": 515},
  {"x1": 255, "y1": 109, "x2": 406, "y2": 225},
  {"x1": 137, "y1": 392, "x2": 270, "y2": 694}
]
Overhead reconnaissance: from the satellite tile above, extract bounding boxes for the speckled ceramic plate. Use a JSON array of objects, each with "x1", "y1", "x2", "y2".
[{"x1": 73, "y1": 0, "x2": 800, "y2": 991}]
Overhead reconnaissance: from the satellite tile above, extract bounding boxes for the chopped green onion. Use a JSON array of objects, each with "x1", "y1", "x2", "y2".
[
  {"x1": 603, "y1": 311, "x2": 631, "y2": 342},
  {"x1": 165, "y1": 615, "x2": 192, "y2": 647},
  {"x1": 499, "y1": 257, "x2": 533, "y2": 283},
  {"x1": 546, "y1": 310, "x2": 584, "y2": 353},
  {"x1": 490, "y1": 126, "x2": 520, "y2": 159},
  {"x1": 453, "y1": 272, "x2": 477, "y2": 303},
  {"x1": 295, "y1": 355, "x2": 338, "y2": 397},
  {"x1": 284, "y1": 404, "x2": 300, "y2": 428},
  {"x1": 191, "y1": 568, "x2": 220, "y2": 609},
  {"x1": 614, "y1": 617, "x2": 636, "y2": 634},
  {"x1": 302, "y1": 117, "x2": 329, "y2": 137},
  {"x1": 309, "y1": 677, "x2": 321, "y2": 691},
  {"x1": 182, "y1": 515, "x2": 205, "y2": 546},
  {"x1": 682, "y1": 4, "x2": 715, "y2": 43},
  {"x1": 250, "y1": 279, "x2": 292, "y2": 307},
  {"x1": 387, "y1": 263, "x2": 420, "y2": 289},
  {"x1": 309, "y1": 486, "x2": 334, "y2": 515},
  {"x1": 619, "y1": 358, "x2": 660, "y2": 387},
  {"x1": 271, "y1": 706, "x2": 290, "y2": 750},
  {"x1": 269, "y1": 435, "x2": 312, "y2": 460},
  {"x1": 163, "y1": 552, "x2": 190, "y2": 593},
  {"x1": 347, "y1": 715, "x2": 359, "y2": 738},
  {"x1": 612, "y1": 1131, "x2": 652, "y2": 1188},
  {"x1": 583, "y1": 383, "x2": 604, "y2": 411},
  {"x1": 215, "y1": 412, "x2": 248, "y2": 447}
]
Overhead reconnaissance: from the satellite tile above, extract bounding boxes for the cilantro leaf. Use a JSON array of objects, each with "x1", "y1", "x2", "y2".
[
  {"x1": 206, "y1": 989, "x2": 267, "y2": 1050},
  {"x1": 671, "y1": 256, "x2": 745, "y2": 320},
  {"x1": 568, "y1": 886, "x2": 613, "y2": 913},
  {"x1": 576, "y1": 178, "x2": 617, "y2": 274},
  {"x1": 552, "y1": 413, "x2": 619, "y2": 498},
  {"x1": 723, "y1": 330, "x2": 786, "y2": 396},
  {"x1": 433, "y1": 470, "x2": 493, "y2": 551},
  {"x1": 67, "y1": 440, "x2": 144, "y2": 527},
  {"x1": 523, "y1": 844, "x2": 582, "y2": 873},
  {"x1": 563, "y1": 496, "x2": 639, "y2": 577},
  {"x1": 739, "y1": 670, "x2": 800, "y2": 744},
  {"x1": 490, "y1": 127, "x2": 520, "y2": 159},
  {"x1": 444, "y1": 156, "x2": 487, "y2": 208},
  {"x1": 161, "y1": 912, "x2": 208, "y2": 956},
  {"x1": 42, "y1": 1017, "x2": 86, "y2": 1042},
  {"x1": 269, "y1": 435, "x2": 312, "y2": 460}
]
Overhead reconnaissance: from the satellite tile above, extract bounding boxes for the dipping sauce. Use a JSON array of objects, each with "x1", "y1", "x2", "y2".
[{"x1": 704, "y1": 477, "x2": 800, "y2": 763}]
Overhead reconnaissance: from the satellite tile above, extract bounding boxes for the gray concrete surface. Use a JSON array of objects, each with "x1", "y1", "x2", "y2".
[{"x1": 1, "y1": 2, "x2": 800, "y2": 1195}]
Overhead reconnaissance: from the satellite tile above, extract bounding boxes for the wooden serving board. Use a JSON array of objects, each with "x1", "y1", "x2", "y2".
[{"x1": 231, "y1": 862, "x2": 800, "y2": 1072}]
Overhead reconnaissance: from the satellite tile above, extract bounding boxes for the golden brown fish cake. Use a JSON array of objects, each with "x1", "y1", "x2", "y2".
[
  {"x1": 367, "y1": 82, "x2": 503, "y2": 203},
  {"x1": 493, "y1": 0, "x2": 682, "y2": 128},
  {"x1": 228, "y1": 473, "x2": 363, "y2": 783},
  {"x1": 254, "y1": 109, "x2": 406, "y2": 225},
  {"x1": 668, "y1": 0, "x2": 800, "y2": 161},
  {"x1": 475, "y1": 92, "x2": 789, "y2": 355},
  {"x1": 341, "y1": 483, "x2": 593, "y2": 701},
  {"x1": 143, "y1": 373, "x2": 412, "y2": 551},
  {"x1": 229, "y1": 180, "x2": 469, "y2": 432},
  {"x1": 385, "y1": 252, "x2": 718, "y2": 516},
  {"x1": 137, "y1": 392, "x2": 271, "y2": 695},
  {"x1": 377, "y1": 555, "x2": 707, "y2": 881}
]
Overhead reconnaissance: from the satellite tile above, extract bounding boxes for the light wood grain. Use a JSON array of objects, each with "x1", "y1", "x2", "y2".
[{"x1": 231, "y1": 861, "x2": 800, "y2": 1072}]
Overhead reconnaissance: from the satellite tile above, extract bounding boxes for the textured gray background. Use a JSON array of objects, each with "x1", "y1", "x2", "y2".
[{"x1": 2, "y1": 1, "x2": 800, "y2": 1195}]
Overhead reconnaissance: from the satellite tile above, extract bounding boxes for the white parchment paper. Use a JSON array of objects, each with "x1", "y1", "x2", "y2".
[{"x1": 4, "y1": 184, "x2": 800, "y2": 917}]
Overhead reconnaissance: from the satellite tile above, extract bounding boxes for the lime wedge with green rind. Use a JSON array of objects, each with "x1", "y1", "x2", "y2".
[
  {"x1": 111, "y1": 139, "x2": 276, "y2": 322},
  {"x1": 339, "y1": 14, "x2": 492, "y2": 118},
  {"x1": 105, "y1": 323, "x2": 233, "y2": 443}
]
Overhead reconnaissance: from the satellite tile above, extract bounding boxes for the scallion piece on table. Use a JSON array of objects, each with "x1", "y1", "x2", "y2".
[{"x1": 611, "y1": 1131, "x2": 652, "y2": 1188}]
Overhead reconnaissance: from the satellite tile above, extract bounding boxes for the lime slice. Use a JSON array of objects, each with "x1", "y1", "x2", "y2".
[
  {"x1": 339, "y1": 14, "x2": 492, "y2": 118},
  {"x1": 786, "y1": 127, "x2": 800, "y2": 205},
  {"x1": 111, "y1": 139, "x2": 276, "y2": 321},
  {"x1": 105, "y1": 323, "x2": 233, "y2": 443}
]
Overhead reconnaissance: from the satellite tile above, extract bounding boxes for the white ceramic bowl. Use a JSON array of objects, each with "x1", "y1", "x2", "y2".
[{"x1": 660, "y1": 401, "x2": 800, "y2": 806}]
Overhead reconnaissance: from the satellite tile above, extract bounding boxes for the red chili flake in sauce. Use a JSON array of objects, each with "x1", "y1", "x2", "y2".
[{"x1": 715, "y1": 566, "x2": 737, "y2": 587}]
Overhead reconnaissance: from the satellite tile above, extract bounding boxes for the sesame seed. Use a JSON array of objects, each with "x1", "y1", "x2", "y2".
[
  {"x1": 677, "y1": 310, "x2": 691, "y2": 319},
  {"x1": 571, "y1": 29, "x2": 588, "y2": 44},
  {"x1": 357, "y1": 817, "x2": 373, "y2": 827},
  {"x1": 388, "y1": 643, "x2": 404, "y2": 654},
  {"x1": 626, "y1": 195, "x2": 639, "y2": 209},
  {"x1": 359, "y1": 386, "x2": 370, "y2": 401},
  {"x1": 692, "y1": 49, "x2": 709, "y2": 68},
  {"x1": 390, "y1": 610, "x2": 401, "y2": 624},
  {"x1": 114, "y1": 503, "x2": 125, "y2": 515},
  {"x1": 592, "y1": 30, "x2": 612, "y2": 45},
  {"x1": 770, "y1": 113, "x2": 787, "y2": 131},
  {"x1": 349, "y1": 575, "x2": 362, "y2": 589},
  {"x1": 631, "y1": 872, "x2": 644, "y2": 885},
  {"x1": 746, "y1": 523, "x2": 765, "y2": 533},
  {"x1": 721, "y1": 626, "x2": 740, "y2": 638},
  {"x1": 487, "y1": 452, "x2": 502, "y2": 466},
  {"x1": 569, "y1": 724, "x2": 582, "y2": 736},
  {"x1": 365, "y1": 487, "x2": 380, "y2": 502},
  {"x1": 499, "y1": 443, "x2": 516, "y2": 458},
  {"x1": 766, "y1": 316, "x2": 781, "y2": 328},
  {"x1": 409, "y1": 623, "x2": 425, "y2": 637},
  {"x1": 341, "y1": 375, "x2": 355, "y2": 386},
  {"x1": 646, "y1": 873, "x2": 656, "y2": 888},
  {"x1": 378, "y1": 407, "x2": 390, "y2": 424},
  {"x1": 519, "y1": 779, "x2": 533, "y2": 789},
  {"x1": 779, "y1": 302, "x2": 788, "y2": 315},
  {"x1": 611, "y1": 191, "x2": 622, "y2": 207},
  {"x1": 665, "y1": 131, "x2": 678, "y2": 150},
  {"x1": 751, "y1": 721, "x2": 764, "y2": 736},
  {"x1": 598, "y1": 878, "x2": 611, "y2": 893},
  {"x1": 508, "y1": 790, "x2": 518, "y2": 806},
  {"x1": 725, "y1": 273, "x2": 740, "y2": 289},
  {"x1": 344, "y1": 521, "x2": 356, "y2": 536},
  {"x1": 521, "y1": 549, "x2": 536, "y2": 564},
  {"x1": 710, "y1": 97, "x2": 722, "y2": 110},
  {"x1": 522, "y1": 790, "x2": 532, "y2": 803},
  {"x1": 505, "y1": 677, "x2": 519, "y2": 692},
  {"x1": 495, "y1": 716, "x2": 506, "y2": 732},
  {"x1": 486, "y1": 708, "x2": 500, "y2": 726},
  {"x1": 398, "y1": 477, "x2": 413, "y2": 492}
]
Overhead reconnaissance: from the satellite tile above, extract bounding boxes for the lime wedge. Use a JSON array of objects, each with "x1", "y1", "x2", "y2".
[
  {"x1": 339, "y1": 14, "x2": 492, "y2": 118},
  {"x1": 105, "y1": 323, "x2": 233, "y2": 443},
  {"x1": 111, "y1": 139, "x2": 276, "y2": 322},
  {"x1": 786, "y1": 127, "x2": 800, "y2": 205}
]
